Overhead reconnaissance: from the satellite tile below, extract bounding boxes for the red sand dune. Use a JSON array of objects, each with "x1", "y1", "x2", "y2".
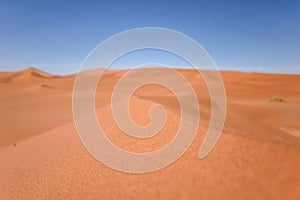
[{"x1": 0, "y1": 67, "x2": 300, "y2": 199}]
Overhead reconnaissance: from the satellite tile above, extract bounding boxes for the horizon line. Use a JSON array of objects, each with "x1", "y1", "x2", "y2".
[{"x1": 1, "y1": 66, "x2": 300, "y2": 76}]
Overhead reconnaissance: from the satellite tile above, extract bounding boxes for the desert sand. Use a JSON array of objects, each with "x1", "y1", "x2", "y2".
[{"x1": 0, "y1": 67, "x2": 300, "y2": 199}]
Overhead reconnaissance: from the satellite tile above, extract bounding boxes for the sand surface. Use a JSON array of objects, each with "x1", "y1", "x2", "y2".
[{"x1": 0, "y1": 67, "x2": 300, "y2": 199}]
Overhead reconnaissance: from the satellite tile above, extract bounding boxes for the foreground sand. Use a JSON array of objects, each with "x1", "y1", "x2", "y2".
[{"x1": 0, "y1": 68, "x2": 300, "y2": 199}]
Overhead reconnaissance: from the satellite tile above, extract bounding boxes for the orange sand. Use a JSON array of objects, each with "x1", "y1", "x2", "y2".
[{"x1": 0, "y1": 68, "x2": 300, "y2": 199}]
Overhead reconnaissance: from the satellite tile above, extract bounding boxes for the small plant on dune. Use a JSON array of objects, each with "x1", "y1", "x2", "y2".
[{"x1": 269, "y1": 96, "x2": 285, "y2": 103}]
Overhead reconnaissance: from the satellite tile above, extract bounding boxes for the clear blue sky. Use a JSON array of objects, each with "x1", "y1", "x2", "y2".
[{"x1": 0, "y1": 0, "x2": 299, "y2": 74}]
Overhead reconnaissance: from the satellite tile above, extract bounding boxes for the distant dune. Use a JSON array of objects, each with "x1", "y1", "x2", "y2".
[
  {"x1": 0, "y1": 67, "x2": 55, "y2": 83},
  {"x1": 0, "y1": 68, "x2": 300, "y2": 199}
]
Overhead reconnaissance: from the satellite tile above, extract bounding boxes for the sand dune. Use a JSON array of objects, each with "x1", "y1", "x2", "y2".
[
  {"x1": 0, "y1": 68, "x2": 300, "y2": 199},
  {"x1": 0, "y1": 67, "x2": 54, "y2": 84}
]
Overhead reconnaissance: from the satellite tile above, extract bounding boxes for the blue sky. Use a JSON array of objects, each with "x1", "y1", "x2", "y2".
[{"x1": 0, "y1": 0, "x2": 299, "y2": 74}]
